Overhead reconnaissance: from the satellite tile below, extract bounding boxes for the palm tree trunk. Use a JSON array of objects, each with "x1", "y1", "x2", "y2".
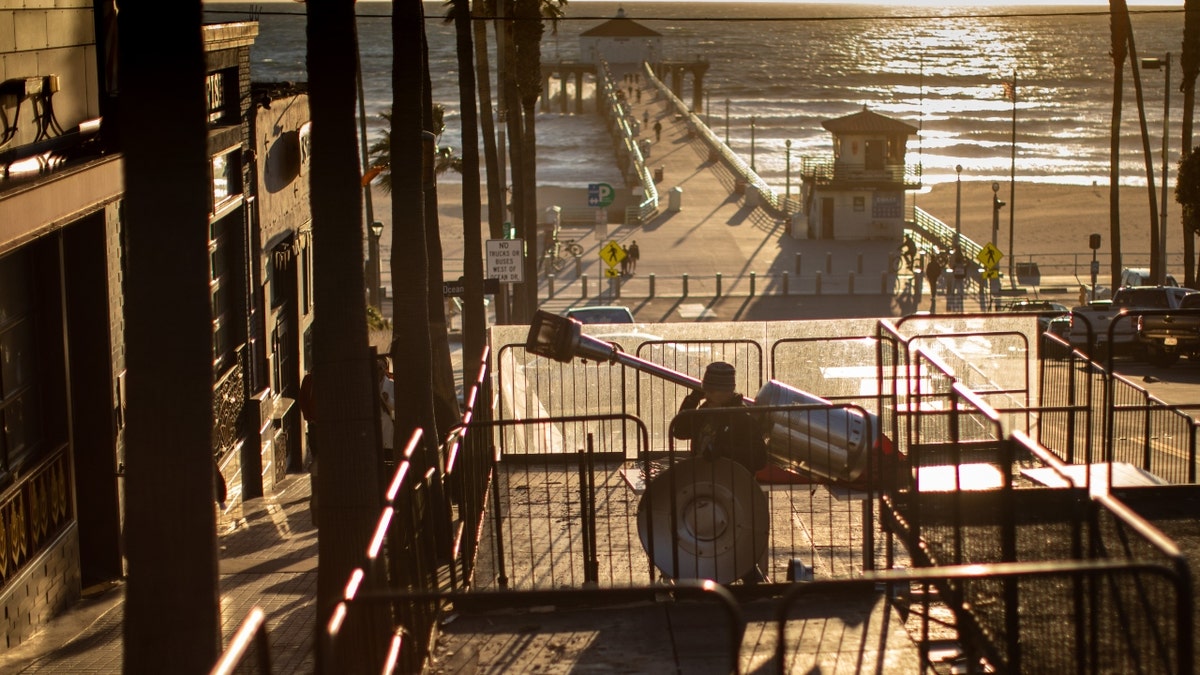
[
  {"x1": 1109, "y1": 0, "x2": 1129, "y2": 288},
  {"x1": 1182, "y1": 0, "x2": 1199, "y2": 284},
  {"x1": 308, "y1": 0, "x2": 388, "y2": 670},
  {"x1": 1121, "y1": 11, "x2": 1163, "y2": 282},
  {"x1": 455, "y1": 0, "x2": 488, "y2": 386},
  {"x1": 513, "y1": 0, "x2": 544, "y2": 320},
  {"x1": 120, "y1": 1, "x2": 219, "y2": 668},
  {"x1": 475, "y1": 0, "x2": 505, "y2": 242},
  {"x1": 420, "y1": 16, "x2": 461, "y2": 440},
  {"x1": 501, "y1": 4, "x2": 529, "y2": 322},
  {"x1": 393, "y1": 0, "x2": 438, "y2": 457}
]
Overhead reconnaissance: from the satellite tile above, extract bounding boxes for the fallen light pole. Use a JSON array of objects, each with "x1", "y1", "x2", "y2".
[{"x1": 525, "y1": 310, "x2": 895, "y2": 583}]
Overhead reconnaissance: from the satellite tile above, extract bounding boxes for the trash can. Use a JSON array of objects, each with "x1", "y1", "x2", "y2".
[
  {"x1": 654, "y1": 166, "x2": 664, "y2": 183},
  {"x1": 668, "y1": 186, "x2": 683, "y2": 212}
]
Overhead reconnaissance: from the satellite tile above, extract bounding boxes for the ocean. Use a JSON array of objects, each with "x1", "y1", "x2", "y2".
[{"x1": 207, "y1": 2, "x2": 1184, "y2": 188}]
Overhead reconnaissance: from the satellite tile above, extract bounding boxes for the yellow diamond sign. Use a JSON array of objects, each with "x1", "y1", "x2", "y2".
[
  {"x1": 977, "y1": 242, "x2": 1003, "y2": 270},
  {"x1": 600, "y1": 240, "x2": 626, "y2": 268}
]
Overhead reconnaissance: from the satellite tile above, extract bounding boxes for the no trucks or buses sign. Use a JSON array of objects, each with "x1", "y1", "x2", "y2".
[{"x1": 487, "y1": 239, "x2": 524, "y2": 283}]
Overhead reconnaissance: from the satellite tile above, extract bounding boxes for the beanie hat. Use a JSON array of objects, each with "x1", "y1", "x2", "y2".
[{"x1": 701, "y1": 361, "x2": 737, "y2": 392}]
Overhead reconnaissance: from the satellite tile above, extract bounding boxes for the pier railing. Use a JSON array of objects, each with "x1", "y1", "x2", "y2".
[
  {"x1": 642, "y1": 62, "x2": 789, "y2": 220},
  {"x1": 596, "y1": 60, "x2": 659, "y2": 224}
]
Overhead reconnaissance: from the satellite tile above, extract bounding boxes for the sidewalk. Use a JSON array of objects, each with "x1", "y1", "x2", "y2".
[{"x1": 5, "y1": 475, "x2": 318, "y2": 673}]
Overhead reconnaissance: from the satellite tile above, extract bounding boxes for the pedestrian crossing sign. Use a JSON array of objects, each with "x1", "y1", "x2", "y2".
[
  {"x1": 600, "y1": 240, "x2": 626, "y2": 267},
  {"x1": 604, "y1": 266, "x2": 621, "y2": 278},
  {"x1": 977, "y1": 242, "x2": 1003, "y2": 269},
  {"x1": 982, "y1": 267, "x2": 1000, "y2": 280}
]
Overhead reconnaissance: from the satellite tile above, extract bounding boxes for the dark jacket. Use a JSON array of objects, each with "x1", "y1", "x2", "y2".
[{"x1": 672, "y1": 392, "x2": 767, "y2": 472}]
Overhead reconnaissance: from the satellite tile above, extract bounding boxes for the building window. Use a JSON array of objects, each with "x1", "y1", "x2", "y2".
[
  {"x1": 0, "y1": 246, "x2": 57, "y2": 474},
  {"x1": 211, "y1": 148, "x2": 241, "y2": 211},
  {"x1": 210, "y1": 216, "x2": 239, "y2": 374}
]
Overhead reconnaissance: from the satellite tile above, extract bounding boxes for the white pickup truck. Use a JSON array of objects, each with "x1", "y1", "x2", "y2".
[{"x1": 1068, "y1": 286, "x2": 1197, "y2": 360}]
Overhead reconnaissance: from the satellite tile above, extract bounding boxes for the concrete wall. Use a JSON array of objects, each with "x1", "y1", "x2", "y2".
[{"x1": 0, "y1": 0, "x2": 98, "y2": 151}]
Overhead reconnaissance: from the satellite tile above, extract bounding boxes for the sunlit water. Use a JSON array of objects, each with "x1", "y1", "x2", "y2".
[{"x1": 209, "y1": 2, "x2": 1184, "y2": 188}]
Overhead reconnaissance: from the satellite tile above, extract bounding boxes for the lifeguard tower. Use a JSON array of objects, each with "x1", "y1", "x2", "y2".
[{"x1": 797, "y1": 106, "x2": 921, "y2": 241}]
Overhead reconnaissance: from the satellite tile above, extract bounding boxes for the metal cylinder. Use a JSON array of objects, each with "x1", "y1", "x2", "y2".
[{"x1": 752, "y1": 380, "x2": 877, "y2": 483}]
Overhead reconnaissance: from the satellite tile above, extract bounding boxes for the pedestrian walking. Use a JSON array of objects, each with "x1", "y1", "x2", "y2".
[
  {"x1": 620, "y1": 245, "x2": 631, "y2": 276},
  {"x1": 653, "y1": 120, "x2": 662, "y2": 142},
  {"x1": 643, "y1": 110, "x2": 649, "y2": 125},
  {"x1": 628, "y1": 240, "x2": 640, "y2": 274}
]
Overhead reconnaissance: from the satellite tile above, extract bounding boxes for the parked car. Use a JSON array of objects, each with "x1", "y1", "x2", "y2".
[
  {"x1": 1137, "y1": 292, "x2": 1200, "y2": 367},
  {"x1": 1004, "y1": 299, "x2": 1070, "y2": 334},
  {"x1": 1069, "y1": 286, "x2": 1196, "y2": 360},
  {"x1": 565, "y1": 305, "x2": 636, "y2": 324},
  {"x1": 1119, "y1": 267, "x2": 1178, "y2": 289}
]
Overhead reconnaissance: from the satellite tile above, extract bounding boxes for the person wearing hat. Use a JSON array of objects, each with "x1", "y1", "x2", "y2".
[{"x1": 671, "y1": 361, "x2": 767, "y2": 474}]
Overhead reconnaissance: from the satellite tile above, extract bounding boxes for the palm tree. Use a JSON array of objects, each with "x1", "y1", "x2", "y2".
[
  {"x1": 307, "y1": 0, "x2": 390, "y2": 669},
  {"x1": 1119, "y1": 10, "x2": 1163, "y2": 282},
  {"x1": 1179, "y1": 146, "x2": 1200, "y2": 246},
  {"x1": 1108, "y1": 0, "x2": 1130, "y2": 289},
  {"x1": 120, "y1": 1, "x2": 220, "y2": 667},
  {"x1": 1182, "y1": 0, "x2": 1199, "y2": 284},
  {"x1": 449, "y1": 0, "x2": 488, "y2": 387},
  {"x1": 367, "y1": 104, "x2": 462, "y2": 191},
  {"x1": 471, "y1": 0, "x2": 507, "y2": 244},
  {"x1": 419, "y1": 15, "x2": 463, "y2": 449},
  {"x1": 391, "y1": 0, "x2": 438, "y2": 482}
]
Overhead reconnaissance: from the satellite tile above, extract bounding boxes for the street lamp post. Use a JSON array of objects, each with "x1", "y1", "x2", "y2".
[
  {"x1": 1142, "y1": 53, "x2": 1171, "y2": 283},
  {"x1": 724, "y1": 98, "x2": 730, "y2": 145},
  {"x1": 954, "y1": 165, "x2": 963, "y2": 252},
  {"x1": 370, "y1": 221, "x2": 384, "y2": 307},
  {"x1": 785, "y1": 139, "x2": 792, "y2": 205},
  {"x1": 954, "y1": 165, "x2": 963, "y2": 306},
  {"x1": 750, "y1": 115, "x2": 757, "y2": 172},
  {"x1": 992, "y1": 180, "x2": 1006, "y2": 251}
]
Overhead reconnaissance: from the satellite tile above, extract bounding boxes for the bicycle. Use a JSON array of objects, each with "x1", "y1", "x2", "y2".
[{"x1": 546, "y1": 238, "x2": 584, "y2": 272}]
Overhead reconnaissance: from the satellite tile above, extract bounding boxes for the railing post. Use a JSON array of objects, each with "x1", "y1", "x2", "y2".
[
  {"x1": 750, "y1": 271, "x2": 756, "y2": 296},
  {"x1": 782, "y1": 271, "x2": 789, "y2": 296},
  {"x1": 716, "y1": 272, "x2": 722, "y2": 298},
  {"x1": 649, "y1": 273, "x2": 656, "y2": 298},
  {"x1": 682, "y1": 273, "x2": 689, "y2": 297}
]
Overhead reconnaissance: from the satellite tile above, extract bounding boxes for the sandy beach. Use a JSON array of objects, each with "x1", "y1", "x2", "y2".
[
  {"x1": 917, "y1": 181, "x2": 1179, "y2": 261},
  {"x1": 376, "y1": 180, "x2": 1181, "y2": 284}
]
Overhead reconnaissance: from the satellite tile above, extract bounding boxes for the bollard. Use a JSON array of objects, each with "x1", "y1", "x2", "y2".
[
  {"x1": 815, "y1": 271, "x2": 822, "y2": 295},
  {"x1": 581, "y1": 274, "x2": 589, "y2": 298},
  {"x1": 848, "y1": 271, "x2": 855, "y2": 295},
  {"x1": 649, "y1": 273, "x2": 656, "y2": 298},
  {"x1": 682, "y1": 273, "x2": 689, "y2": 297},
  {"x1": 575, "y1": 256, "x2": 582, "y2": 276},
  {"x1": 881, "y1": 271, "x2": 888, "y2": 294},
  {"x1": 750, "y1": 271, "x2": 756, "y2": 297},
  {"x1": 794, "y1": 253, "x2": 802, "y2": 275},
  {"x1": 856, "y1": 253, "x2": 863, "y2": 274},
  {"x1": 782, "y1": 271, "x2": 789, "y2": 296},
  {"x1": 716, "y1": 272, "x2": 722, "y2": 297},
  {"x1": 825, "y1": 252, "x2": 833, "y2": 274},
  {"x1": 548, "y1": 274, "x2": 556, "y2": 297}
]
